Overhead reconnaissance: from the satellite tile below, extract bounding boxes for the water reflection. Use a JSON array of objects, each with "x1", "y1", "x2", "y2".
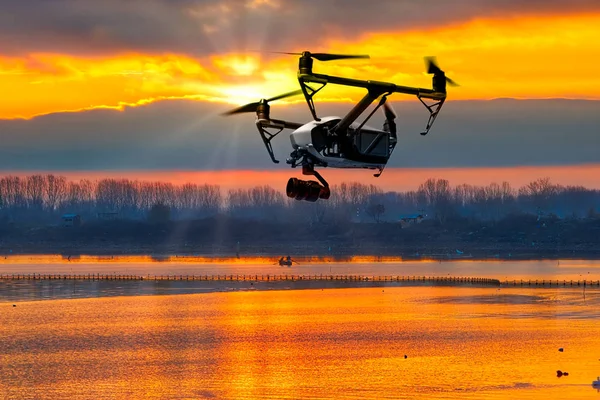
[
  {"x1": 1, "y1": 257, "x2": 599, "y2": 282},
  {"x1": 431, "y1": 293, "x2": 547, "y2": 305},
  {"x1": 2, "y1": 287, "x2": 600, "y2": 399},
  {"x1": 0, "y1": 277, "x2": 504, "y2": 303},
  {"x1": 0, "y1": 278, "x2": 220, "y2": 302}
]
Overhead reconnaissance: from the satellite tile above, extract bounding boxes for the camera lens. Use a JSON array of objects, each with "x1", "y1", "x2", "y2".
[{"x1": 286, "y1": 178, "x2": 330, "y2": 202}]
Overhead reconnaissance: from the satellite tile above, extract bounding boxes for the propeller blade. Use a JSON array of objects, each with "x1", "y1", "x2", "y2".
[
  {"x1": 266, "y1": 89, "x2": 303, "y2": 102},
  {"x1": 425, "y1": 56, "x2": 459, "y2": 86},
  {"x1": 222, "y1": 102, "x2": 260, "y2": 115},
  {"x1": 310, "y1": 53, "x2": 370, "y2": 61},
  {"x1": 271, "y1": 51, "x2": 303, "y2": 56},
  {"x1": 271, "y1": 51, "x2": 369, "y2": 61},
  {"x1": 446, "y1": 77, "x2": 460, "y2": 87},
  {"x1": 222, "y1": 89, "x2": 303, "y2": 116},
  {"x1": 425, "y1": 56, "x2": 442, "y2": 74}
]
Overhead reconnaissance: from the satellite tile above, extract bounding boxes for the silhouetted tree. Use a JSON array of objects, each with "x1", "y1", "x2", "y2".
[
  {"x1": 419, "y1": 178, "x2": 453, "y2": 224},
  {"x1": 45, "y1": 174, "x2": 67, "y2": 211},
  {"x1": 26, "y1": 175, "x2": 46, "y2": 210},
  {"x1": 0, "y1": 173, "x2": 598, "y2": 225},
  {"x1": 365, "y1": 203, "x2": 385, "y2": 223},
  {"x1": 518, "y1": 177, "x2": 560, "y2": 213}
]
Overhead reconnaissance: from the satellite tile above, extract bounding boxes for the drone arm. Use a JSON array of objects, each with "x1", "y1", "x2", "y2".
[
  {"x1": 333, "y1": 91, "x2": 380, "y2": 135},
  {"x1": 302, "y1": 73, "x2": 446, "y2": 100},
  {"x1": 268, "y1": 119, "x2": 303, "y2": 130},
  {"x1": 301, "y1": 71, "x2": 447, "y2": 135}
]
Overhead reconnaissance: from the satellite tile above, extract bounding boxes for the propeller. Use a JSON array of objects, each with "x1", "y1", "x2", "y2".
[
  {"x1": 222, "y1": 89, "x2": 303, "y2": 115},
  {"x1": 383, "y1": 101, "x2": 396, "y2": 121},
  {"x1": 273, "y1": 51, "x2": 370, "y2": 62},
  {"x1": 425, "y1": 56, "x2": 458, "y2": 86}
]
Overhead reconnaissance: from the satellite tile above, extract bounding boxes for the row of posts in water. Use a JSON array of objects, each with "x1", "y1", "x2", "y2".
[
  {"x1": 502, "y1": 279, "x2": 599, "y2": 287},
  {"x1": 0, "y1": 274, "x2": 500, "y2": 284},
  {"x1": 1, "y1": 274, "x2": 599, "y2": 287}
]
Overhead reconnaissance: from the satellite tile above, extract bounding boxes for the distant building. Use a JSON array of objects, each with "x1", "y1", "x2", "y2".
[
  {"x1": 399, "y1": 214, "x2": 424, "y2": 228},
  {"x1": 61, "y1": 213, "x2": 82, "y2": 227}
]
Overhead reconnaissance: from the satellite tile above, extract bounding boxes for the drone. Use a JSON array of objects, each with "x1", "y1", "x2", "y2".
[{"x1": 223, "y1": 51, "x2": 456, "y2": 202}]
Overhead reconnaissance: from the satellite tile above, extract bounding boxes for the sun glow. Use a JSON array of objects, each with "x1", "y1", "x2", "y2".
[
  {"x1": 219, "y1": 85, "x2": 277, "y2": 105},
  {"x1": 212, "y1": 54, "x2": 261, "y2": 76}
]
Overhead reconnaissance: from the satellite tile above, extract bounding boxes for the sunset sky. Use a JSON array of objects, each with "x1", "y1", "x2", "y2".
[{"x1": 1, "y1": 0, "x2": 599, "y2": 191}]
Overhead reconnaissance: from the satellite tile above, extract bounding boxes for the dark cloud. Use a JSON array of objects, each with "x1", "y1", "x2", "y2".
[
  {"x1": 1, "y1": 0, "x2": 599, "y2": 55},
  {"x1": 0, "y1": 98, "x2": 598, "y2": 171},
  {"x1": 0, "y1": 1, "x2": 209, "y2": 55},
  {"x1": 392, "y1": 98, "x2": 600, "y2": 168}
]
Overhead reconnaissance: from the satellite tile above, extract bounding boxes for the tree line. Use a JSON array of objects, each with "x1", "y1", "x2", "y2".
[{"x1": 0, "y1": 174, "x2": 598, "y2": 224}]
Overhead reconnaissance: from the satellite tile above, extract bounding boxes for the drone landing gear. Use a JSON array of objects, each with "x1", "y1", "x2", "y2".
[
  {"x1": 418, "y1": 96, "x2": 446, "y2": 136},
  {"x1": 286, "y1": 164, "x2": 330, "y2": 202}
]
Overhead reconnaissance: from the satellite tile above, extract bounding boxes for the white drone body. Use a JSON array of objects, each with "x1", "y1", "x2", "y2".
[{"x1": 288, "y1": 116, "x2": 394, "y2": 170}]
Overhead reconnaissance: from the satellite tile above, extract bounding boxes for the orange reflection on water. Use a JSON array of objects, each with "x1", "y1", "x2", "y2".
[
  {"x1": 0, "y1": 254, "x2": 407, "y2": 265},
  {"x1": 2, "y1": 287, "x2": 600, "y2": 399}
]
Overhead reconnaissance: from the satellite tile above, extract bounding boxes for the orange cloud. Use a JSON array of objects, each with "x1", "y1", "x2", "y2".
[
  {"x1": 0, "y1": 53, "x2": 225, "y2": 119},
  {"x1": 2, "y1": 12, "x2": 600, "y2": 119}
]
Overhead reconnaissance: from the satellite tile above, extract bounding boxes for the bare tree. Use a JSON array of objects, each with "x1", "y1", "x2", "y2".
[
  {"x1": 26, "y1": 175, "x2": 46, "y2": 210},
  {"x1": 0, "y1": 172, "x2": 597, "y2": 225},
  {"x1": 0, "y1": 176, "x2": 26, "y2": 209},
  {"x1": 201, "y1": 184, "x2": 222, "y2": 212},
  {"x1": 365, "y1": 203, "x2": 385, "y2": 223},
  {"x1": 65, "y1": 181, "x2": 83, "y2": 210},
  {"x1": 249, "y1": 185, "x2": 284, "y2": 208},
  {"x1": 96, "y1": 179, "x2": 121, "y2": 212},
  {"x1": 518, "y1": 177, "x2": 561, "y2": 214},
  {"x1": 137, "y1": 181, "x2": 155, "y2": 211},
  {"x1": 227, "y1": 188, "x2": 251, "y2": 214},
  {"x1": 418, "y1": 178, "x2": 453, "y2": 223},
  {"x1": 45, "y1": 175, "x2": 68, "y2": 211},
  {"x1": 177, "y1": 183, "x2": 221, "y2": 216}
]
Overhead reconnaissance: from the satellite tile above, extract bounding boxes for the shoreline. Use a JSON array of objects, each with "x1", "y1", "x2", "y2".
[
  {"x1": 2, "y1": 217, "x2": 598, "y2": 262},
  {"x1": 1, "y1": 249, "x2": 599, "y2": 263}
]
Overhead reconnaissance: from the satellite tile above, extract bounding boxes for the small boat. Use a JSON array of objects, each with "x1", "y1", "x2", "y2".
[
  {"x1": 593, "y1": 377, "x2": 600, "y2": 387},
  {"x1": 277, "y1": 257, "x2": 293, "y2": 267}
]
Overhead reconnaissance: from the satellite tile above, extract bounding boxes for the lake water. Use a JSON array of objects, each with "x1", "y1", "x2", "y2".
[
  {"x1": 1, "y1": 255, "x2": 599, "y2": 279},
  {"x1": 2, "y1": 259, "x2": 600, "y2": 399}
]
